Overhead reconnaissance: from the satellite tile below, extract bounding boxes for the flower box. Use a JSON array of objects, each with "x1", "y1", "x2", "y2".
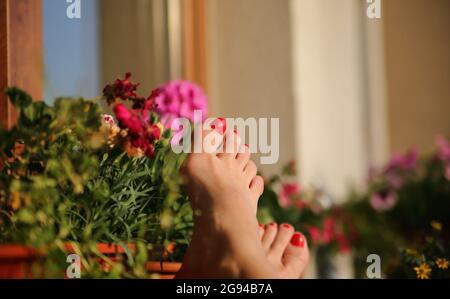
[{"x1": 0, "y1": 244, "x2": 181, "y2": 279}]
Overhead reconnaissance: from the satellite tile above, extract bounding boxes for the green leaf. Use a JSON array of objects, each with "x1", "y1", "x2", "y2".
[{"x1": 5, "y1": 87, "x2": 33, "y2": 108}]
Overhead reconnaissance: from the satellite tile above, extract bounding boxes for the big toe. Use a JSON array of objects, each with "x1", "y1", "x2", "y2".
[
  {"x1": 249, "y1": 175, "x2": 264, "y2": 199},
  {"x1": 281, "y1": 232, "x2": 310, "y2": 279}
]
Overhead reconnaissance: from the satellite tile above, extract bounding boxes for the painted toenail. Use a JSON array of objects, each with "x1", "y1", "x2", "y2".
[
  {"x1": 259, "y1": 224, "x2": 265, "y2": 229},
  {"x1": 210, "y1": 118, "x2": 227, "y2": 134},
  {"x1": 291, "y1": 232, "x2": 305, "y2": 248},
  {"x1": 269, "y1": 222, "x2": 277, "y2": 227},
  {"x1": 282, "y1": 223, "x2": 292, "y2": 229}
]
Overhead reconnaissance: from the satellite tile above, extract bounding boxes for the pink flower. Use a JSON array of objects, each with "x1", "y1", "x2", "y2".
[
  {"x1": 382, "y1": 148, "x2": 418, "y2": 189},
  {"x1": 278, "y1": 183, "x2": 300, "y2": 208},
  {"x1": 385, "y1": 148, "x2": 418, "y2": 173},
  {"x1": 436, "y1": 135, "x2": 450, "y2": 162},
  {"x1": 436, "y1": 136, "x2": 450, "y2": 180},
  {"x1": 153, "y1": 80, "x2": 208, "y2": 128},
  {"x1": 308, "y1": 226, "x2": 321, "y2": 245},
  {"x1": 102, "y1": 114, "x2": 115, "y2": 126},
  {"x1": 370, "y1": 189, "x2": 397, "y2": 212},
  {"x1": 385, "y1": 172, "x2": 404, "y2": 189}
]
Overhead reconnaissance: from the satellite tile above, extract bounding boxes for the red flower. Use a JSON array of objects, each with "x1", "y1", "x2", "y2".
[
  {"x1": 308, "y1": 226, "x2": 321, "y2": 245},
  {"x1": 102, "y1": 73, "x2": 164, "y2": 158},
  {"x1": 103, "y1": 72, "x2": 141, "y2": 104},
  {"x1": 322, "y1": 217, "x2": 336, "y2": 244},
  {"x1": 335, "y1": 233, "x2": 351, "y2": 253},
  {"x1": 113, "y1": 104, "x2": 143, "y2": 135},
  {"x1": 278, "y1": 183, "x2": 300, "y2": 208}
]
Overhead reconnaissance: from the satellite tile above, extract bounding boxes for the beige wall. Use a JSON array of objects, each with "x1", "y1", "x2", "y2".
[
  {"x1": 291, "y1": 0, "x2": 368, "y2": 199},
  {"x1": 100, "y1": 0, "x2": 170, "y2": 96},
  {"x1": 384, "y1": 0, "x2": 450, "y2": 154},
  {"x1": 206, "y1": 0, "x2": 296, "y2": 175}
]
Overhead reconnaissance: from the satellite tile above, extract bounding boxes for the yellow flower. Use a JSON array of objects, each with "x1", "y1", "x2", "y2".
[
  {"x1": 156, "y1": 122, "x2": 164, "y2": 134},
  {"x1": 9, "y1": 191, "x2": 22, "y2": 210},
  {"x1": 431, "y1": 221, "x2": 442, "y2": 231},
  {"x1": 435, "y1": 258, "x2": 449, "y2": 270},
  {"x1": 414, "y1": 263, "x2": 432, "y2": 279}
]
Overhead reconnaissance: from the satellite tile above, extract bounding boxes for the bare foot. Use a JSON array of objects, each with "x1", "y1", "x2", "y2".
[
  {"x1": 176, "y1": 125, "x2": 272, "y2": 278},
  {"x1": 259, "y1": 223, "x2": 310, "y2": 278}
]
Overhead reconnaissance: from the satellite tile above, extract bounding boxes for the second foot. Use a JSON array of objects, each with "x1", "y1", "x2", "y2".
[{"x1": 259, "y1": 223, "x2": 310, "y2": 279}]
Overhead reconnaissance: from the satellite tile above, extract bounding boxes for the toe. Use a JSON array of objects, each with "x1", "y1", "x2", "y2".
[
  {"x1": 269, "y1": 223, "x2": 295, "y2": 260},
  {"x1": 196, "y1": 119, "x2": 226, "y2": 154},
  {"x1": 259, "y1": 224, "x2": 265, "y2": 240},
  {"x1": 236, "y1": 144, "x2": 250, "y2": 168},
  {"x1": 217, "y1": 129, "x2": 241, "y2": 159},
  {"x1": 243, "y1": 160, "x2": 258, "y2": 186},
  {"x1": 249, "y1": 175, "x2": 264, "y2": 199},
  {"x1": 282, "y1": 232, "x2": 310, "y2": 279},
  {"x1": 261, "y1": 222, "x2": 278, "y2": 252}
]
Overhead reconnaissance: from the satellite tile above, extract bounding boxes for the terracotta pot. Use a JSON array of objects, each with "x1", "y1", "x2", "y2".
[
  {"x1": 0, "y1": 244, "x2": 181, "y2": 279},
  {"x1": 0, "y1": 245, "x2": 43, "y2": 278},
  {"x1": 146, "y1": 261, "x2": 181, "y2": 279}
]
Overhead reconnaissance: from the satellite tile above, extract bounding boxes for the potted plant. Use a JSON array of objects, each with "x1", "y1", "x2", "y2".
[
  {"x1": 0, "y1": 74, "x2": 208, "y2": 278},
  {"x1": 342, "y1": 139, "x2": 450, "y2": 278}
]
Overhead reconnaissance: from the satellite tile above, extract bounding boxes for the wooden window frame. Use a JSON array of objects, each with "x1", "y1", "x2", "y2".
[
  {"x1": 181, "y1": 0, "x2": 208, "y2": 93},
  {"x1": 0, "y1": 0, "x2": 206, "y2": 128},
  {"x1": 0, "y1": 0, "x2": 43, "y2": 129}
]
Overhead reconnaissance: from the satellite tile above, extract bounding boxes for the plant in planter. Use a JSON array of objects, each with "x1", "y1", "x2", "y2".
[
  {"x1": 0, "y1": 74, "x2": 208, "y2": 278},
  {"x1": 343, "y1": 138, "x2": 450, "y2": 278},
  {"x1": 393, "y1": 222, "x2": 450, "y2": 279}
]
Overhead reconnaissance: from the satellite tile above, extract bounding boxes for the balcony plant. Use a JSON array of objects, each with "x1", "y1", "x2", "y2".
[
  {"x1": 0, "y1": 74, "x2": 207, "y2": 278},
  {"x1": 343, "y1": 139, "x2": 450, "y2": 278}
]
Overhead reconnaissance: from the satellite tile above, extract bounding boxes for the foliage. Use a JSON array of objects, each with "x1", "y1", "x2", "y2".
[
  {"x1": 258, "y1": 138, "x2": 450, "y2": 279},
  {"x1": 344, "y1": 141, "x2": 450, "y2": 278},
  {"x1": 0, "y1": 80, "x2": 193, "y2": 278}
]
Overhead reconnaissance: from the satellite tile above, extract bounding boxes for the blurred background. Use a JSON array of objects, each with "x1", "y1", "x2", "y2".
[
  {"x1": 42, "y1": 0, "x2": 450, "y2": 184},
  {"x1": 5, "y1": 0, "x2": 449, "y2": 278}
]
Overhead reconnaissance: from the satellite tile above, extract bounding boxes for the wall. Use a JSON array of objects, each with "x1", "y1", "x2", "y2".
[
  {"x1": 206, "y1": 0, "x2": 296, "y2": 175},
  {"x1": 384, "y1": 0, "x2": 450, "y2": 154},
  {"x1": 290, "y1": 0, "x2": 368, "y2": 199},
  {"x1": 99, "y1": 0, "x2": 170, "y2": 96}
]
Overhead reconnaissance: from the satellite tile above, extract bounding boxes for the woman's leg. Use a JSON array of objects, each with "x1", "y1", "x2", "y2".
[{"x1": 176, "y1": 128, "x2": 273, "y2": 278}]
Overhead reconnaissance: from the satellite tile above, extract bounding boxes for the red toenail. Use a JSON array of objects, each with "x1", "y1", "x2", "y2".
[
  {"x1": 210, "y1": 118, "x2": 227, "y2": 134},
  {"x1": 269, "y1": 222, "x2": 277, "y2": 227},
  {"x1": 291, "y1": 232, "x2": 305, "y2": 248},
  {"x1": 259, "y1": 224, "x2": 265, "y2": 229},
  {"x1": 282, "y1": 224, "x2": 292, "y2": 229}
]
